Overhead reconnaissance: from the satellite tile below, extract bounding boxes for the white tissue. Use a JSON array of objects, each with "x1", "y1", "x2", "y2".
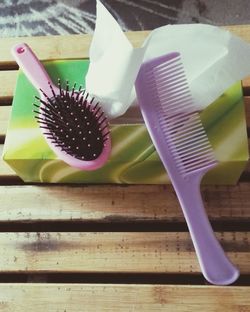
[
  {"x1": 143, "y1": 24, "x2": 250, "y2": 110},
  {"x1": 85, "y1": 0, "x2": 146, "y2": 118},
  {"x1": 85, "y1": 0, "x2": 250, "y2": 119}
]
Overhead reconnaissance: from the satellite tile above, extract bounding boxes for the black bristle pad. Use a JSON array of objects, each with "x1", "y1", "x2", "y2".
[{"x1": 34, "y1": 82, "x2": 109, "y2": 161}]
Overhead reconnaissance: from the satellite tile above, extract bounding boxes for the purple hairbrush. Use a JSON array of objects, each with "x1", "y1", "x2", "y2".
[
  {"x1": 135, "y1": 52, "x2": 239, "y2": 285},
  {"x1": 12, "y1": 43, "x2": 111, "y2": 171}
]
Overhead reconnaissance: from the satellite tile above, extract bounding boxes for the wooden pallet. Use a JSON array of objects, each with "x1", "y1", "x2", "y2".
[{"x1": 0, "y1": 26, "x2": 250, "y2": 311}]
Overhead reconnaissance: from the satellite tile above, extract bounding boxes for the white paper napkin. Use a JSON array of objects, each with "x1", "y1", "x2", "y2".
[{"x1": 85, "y1": 0, "x2": 250, "y2": 119}]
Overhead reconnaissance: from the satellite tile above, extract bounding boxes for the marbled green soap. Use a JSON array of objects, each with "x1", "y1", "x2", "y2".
[{"x1": 3, "y1": 59, "x2": 249, "y2": 184}]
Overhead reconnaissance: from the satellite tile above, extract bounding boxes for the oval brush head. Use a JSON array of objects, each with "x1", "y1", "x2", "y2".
[
  {"x1": 33, "y1": 79, "x2": 111, "y2": 170},
  {"x1": 12, "y1": 43, "x2": 111, "y2": 171}
]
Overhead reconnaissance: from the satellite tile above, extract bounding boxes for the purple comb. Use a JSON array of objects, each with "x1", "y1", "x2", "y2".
[{"x1": 135, "y1": 52, "x2": 239, "y2": 285}]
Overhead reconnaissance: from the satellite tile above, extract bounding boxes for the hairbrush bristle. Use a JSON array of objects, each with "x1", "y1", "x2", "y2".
[{"x1": 33, "y1": 80, "x2": 110, "y2": 161}]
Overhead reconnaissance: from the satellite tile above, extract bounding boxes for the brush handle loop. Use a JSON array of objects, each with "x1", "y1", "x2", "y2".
[
  {"x1": 11, "y1": 43, "x2": 54, "y2": 96},
  {"x1": 177, "y1": 176, "x2": 239, "y2": 285}
]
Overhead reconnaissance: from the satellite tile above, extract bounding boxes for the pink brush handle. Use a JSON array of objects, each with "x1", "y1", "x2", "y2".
[{"x1": 11, "y1": 43, "x2": 55, "y2": 96}]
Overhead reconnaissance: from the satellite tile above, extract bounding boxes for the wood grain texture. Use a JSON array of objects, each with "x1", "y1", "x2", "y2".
[
  {"x1": 0, "y1": 26, "x2": 249, "y2": 65},
  {"x1": 0, "y1": 96, "x2": 249, "y2": 137},
  {"x1": 1, "y1": 26, "x2": 250, "y2": 101},
  {"x1": 0, "y1": 284, "x2": 249, "y2": 312},
  {"x1": 0, "y1": 71, "x2": 16, "y2": 103},
  {"x1": 0, "y1": 106, "x2": 11, "y2": 137},
  {"x1": 0, "y1": 183, "x2": 249, "y2": 222},
  {"x1": 0, "y1": 232, "x2": 249, "y2": 273},
  {"x1": 0, "y1": 146, "x2": 16, "y2": 177},
  {"x1": 0, "y1": 31, "x2": 149, "y2": 66},
  {"x1": 242, "y1": 76, "x2": 250, "y2": 93},
  {"x1": 244, "y1": 97, "x2": 250, "y2": 126}
]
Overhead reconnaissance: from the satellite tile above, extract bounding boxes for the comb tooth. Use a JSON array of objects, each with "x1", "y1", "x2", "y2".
[
  {"x1": 155, "y1": 80, "x2": 189, "y2": 95},
  {"x1": 155, "y1": 55, "x2": 181, "y2": 69},
  {"x1": 175, "y1": 141, "x2": 211, "y2": 156},
  {"x1": 172, "y1": 137, "x2": 209, "y2": 153},
  {"x1": 167, "y1": 123, "x2": 202, "y2": 137},
  {"x1": 169, "y1": 130, "x2": 207, "y2": 146},
  {"x1": 156, "y1": 83, "x2": 190, "y2": 99},
  {"x1": 154, "y1": 60, "x2": 183, "y2": 74},
  {"x1": 175, "y1": 147, "x2": 214, "y2": 165},
  {"x1": 153, "y1": 68, "x2": 184, "y2": 83},
  {"x1": 161, "y1": 112, "x2": 200, "y2": 128},
  {"x1": 146, "y1": 65, "x2": 185, "y2": 82},
  {"x1": 152, "y1": 67, "x2": 185, "y2": 83},
  {"x1": 179, "y1": 156, "x2": 216, "y2": 172},
  {"x1": 149, "y1": 72, "x2": 186, "y2": 88},
  {"x1": 136, "y1": 53, "x2": 217, "y2": 177},
  {"x1": 147, "y1": 70, "x2": 184, "y2": 88},
  {"x1": 158, "y1": 103, "x2": 194, "y2": 119},
  {"x1": 155, "y1": 85, "x2": 191, "y2": 101},
  {"x1": 170, "y1": 136, "x2": 208, "y2": 153},
  {"x1": 159, "y1": 114, "x2": 194, "y2": 130},
  {"x1": 151, "y1": 81, "x2": 191, "y2": 101},
  {"x1": 152, "y1": 91, "x2": 192, "y2": 108},
  {"x1": 167, "y1": 119, "x2": 203, "y2": 135},
  {"x1": 155, "y1": 60, "x2": 183, "y2": 72}
]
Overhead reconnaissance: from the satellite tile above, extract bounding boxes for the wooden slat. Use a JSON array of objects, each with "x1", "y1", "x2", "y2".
[
  {"x1": 0, "y1": 232, "x2": 249, "y2": 273},
  {"x1": 0, "y1": 106, "x2": 11, "y2": 137},
  {"x1": 1, "y1": 70, "x2": 249, "y2": 101},
  {"x1": 0, "y1": 183, "x2": 249, "y2": 222},
  {"x1": 0, "y1": 31, "x2": 149, "y2": 66},
  {"x1": 242, "y1": 76, "x2": 250, "y2": 92},
  {"x1": 0, "y1": 26, "x2": 250, "y2": 66},
  {"x1": 1, "y1": 96, "x2": 250, "y2": 137},
  {"x1": 0, "y1": 146, "x2": 16, "y2": 177},
  {"x1": 0, "y1": 71, "x2": 16, "y2": 103},
  {"x1": 244, "y1": 97, "x2": 250, "y2": 126},
  {"x1": 1, "y1": 26, "x2": 250, "y2": 102},
  {"x1": 224, "y1": 24, "x2": 250, "y2": 42},
  {"x1": 0, "y1": 284, "x2": 249, "y2": 312}
]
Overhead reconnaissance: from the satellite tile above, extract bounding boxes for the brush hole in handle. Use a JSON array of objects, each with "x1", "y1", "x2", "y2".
[{"x1": 12, "y1": 43, "x2": 56, "y2": 97}]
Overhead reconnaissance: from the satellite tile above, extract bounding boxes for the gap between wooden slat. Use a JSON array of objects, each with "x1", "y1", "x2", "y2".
[
  {"x1": 0, "y1": 183, "x2": 249, "y2": 222},
  {"x1": 0, "y1": 232, "x2": 249, "y2": 274},
  {"x1": 2, "y1": 272, "x2": 250, "y2": 286},
  {"x1": 0, "y1": 284, "x2": 249, "y2": 312},
  {"x1": 0, "y1": 221, "x2": 249, "y2": 233}
]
